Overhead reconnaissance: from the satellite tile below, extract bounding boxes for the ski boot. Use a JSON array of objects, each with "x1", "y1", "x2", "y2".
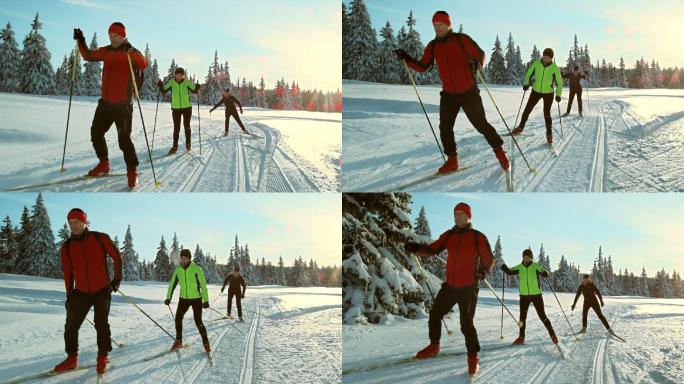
[
  {"x1": 579, "y1": 327, "x2": 587, "y2": 333},
  {"x1": 415, "y1": 341, "x2": 440, "y2": 359},
  {"x1": 167, "y1": 146, "x2": 178, "y2": 155},
  {"x1": 547, "y1": 135, "x2": 553, "y2": 145},
  {"x1": 562, "y1": 112, "x2": 570, "y2": 117},
  {"x1": 511, "y1": 126, "x2": 525, "y2": 135},
  {"x1": 127, "y1": 167, "x2": 138, "y2": 190},
  {"x1": 87, "y1": 159, "x2": 110, "y2": 176},
  {"x1": 186, "y1": 142, "x2": 191, "y2": 151},
  {"x1": 467, "y1": 352, "x2": 479, "y2": 376},
  {"x1": 204, "y1": 343, "x2": 211, "y2": 353},
  {"x1": 437, "y1": 154, "x2": 458, "y2": 174},
  {"x1": 170, "y1": 339, "x2": 183, "y2": 350},
  {"x1": 493, "y1": 147, "x2": 510, "y2": 170},
  {"x1": 551, "y1": 334, "x2": 559, "y2": 344},
  {"x1": 239, "y1": 316, "x2": 244, "y2": 322},
  {"x1": 54, "y1": 354, "x2": 78, "y2": 372},
  {"x1": 512, "y1": 337, "x2": 525, "y2": 345},
  {"x1": 579, "y1": 111, "x2": 583, "y2": 118},
  {"x1": 96, "y1": 353, "x2": 108, "y2": 375}
]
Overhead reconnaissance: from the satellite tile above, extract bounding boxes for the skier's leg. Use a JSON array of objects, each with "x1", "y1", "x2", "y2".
[
  {"x1": 190, "y1": 299, "x2": 209, "y2": 344},
  {"x1": 233, "y1": 112, "x2": 247, "y2": 131},
  {"x1": 64, "y1": 291, "x2": 93, "y2": 355},
  {"x1": 90, "y1": 100, "x2": 115, "y2": 161},
  {"x1": 567, "y1": 90, "x2": 576, "y2": 113},
  {"x1": 518, "y1": 91, "x2": 542, "y2": 128},
  {"x1": 460, "y1": 88, "x2": 504, "y2": 149},
  {"x1": 592, "y1": 302, "x2": 611, "y2": 329},
  {"x1": 577, "y1": 90, "x2": 583, "y2": 114},
  {"x1": 428, "y1": 283, "x2": 459, "y2": 342},
  {"x1": 456, "y1": 285, "x2": 480, "y2": 353},
  {"x1": 542, "y1": 93, "x2": 553, "y2": 136},
  {"x1": 227, "y1": 292, "x2": 234, "y2": 316},
  {"x1": 171, "y1": 109, "x2": 181, "y2": 148},
  {"x1": 175, "y1": 298, "x2": 191, "y2": 341},
  {"x1": 518, "y1": 295, "x2": 531, "y2": 338},
  {"x1": 225, "y1": 115, "x2": 231, "y2": 134},
  {"x1": 236, "y1": 292, "x2": 243, "y2": 318},
  {"x1": 92, "y1": 288, "x2": 113, "y2": 355},
  {"x1": 582, "y1": 302, "x2": 590, "y2": 328},
  {"x1": 182, "y1": 107, "x2": 192, "y2": 145},
  {"x1": 532, "y1": 295, "x2": 556, "y2": 337},
  {"x1": 438, "y1": 91, "x2": 460, "y2": 156},
  {"x1": 114, "y1": 103, "x2": 139, "y2": 169}
]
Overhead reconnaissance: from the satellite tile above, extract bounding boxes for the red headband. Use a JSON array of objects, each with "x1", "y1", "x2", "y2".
[
  {"x1": 453, "y1": 203, "x2": 472, "y2": 219},
  {"x1": 67, "y1": 209, "x2": 87, "y2": 224},
  {"x1": 108, "y1": 23, "x2": 126, "y2": 38},
  {"x1": 432, "y1": 12, "x2": 451, "y2": 27}
]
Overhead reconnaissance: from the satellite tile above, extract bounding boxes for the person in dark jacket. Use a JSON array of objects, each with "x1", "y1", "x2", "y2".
[
  {"x1": 157, "y1": 67, "x2": 201, "y2": 154},
  {"x1": 221, "y1": 266, "x2": 247, "y2": 321},
  {"x1": 209, "y1": 89, "x2": 248, "y2": 135},
  {"x1": 571, "y1": 274, "x2": 611, "y2": 333},
  {"x1": 74, "y1": 22, "x2": 147, "y2": 190},
  {"x1": 394, "y1": 11, "x2": 509, "y2": 174},
  {"x1": 404, "y1": 202, "x2": 494, "y2": 376},
  {"x1": 55, "y1": 208, "x2": 123, "y2": 375},
  {"x1": 562, "y1": 65, "x2": 588, "y2": 117}
]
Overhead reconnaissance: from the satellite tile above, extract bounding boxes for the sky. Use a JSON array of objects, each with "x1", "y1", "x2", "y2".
[
  {"x1": 0, "y1": 192, "x2": 341, "y2": 267},
  {"x1": 410, "y1": 193, "x2": 684, "y2": 277},
  {"x1": 0, "y1": 0, "x2": 341, "y2": 92},
  {"x1": 348, "y1": 0, "x2": 684, "y2": 69}
]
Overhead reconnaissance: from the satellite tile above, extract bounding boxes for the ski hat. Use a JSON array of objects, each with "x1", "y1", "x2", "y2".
[
  {"x1": 108, "y1": 22, "x2": 126, "y2": 38},
  {"x1": 175, "y1": 67, "x2": 185, "y2": 75},
  {"x1": 522, "y1": 249, "x2": 533, "y2": 258},
  {"x1": 67, "y1": 208, "x2": 87, "y2": 224},
  {"x1": 432, "y1": 11, "x2": 451, "y2": 27},
  {"x1": 453, "y1": 202, "x2": 472, "y2": 219},
  {"x1": 180, "y1": 249, "x2": 192, "y2": 260},
  {"x1": 582, "y1": 274, "x2": 590, "y2": 279},
  {"x1": 542, "y1": 48, "x2": 554, "y2": 59}
]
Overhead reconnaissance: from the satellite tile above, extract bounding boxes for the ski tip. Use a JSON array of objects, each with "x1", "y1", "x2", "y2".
[
  {"x1": 154, "y1": 181, "x2": 162, "y2": 187},
  {"x1": 118, "y1": 343, "x2": 125, "y2": 348},
  {"x1": 530, "y1": 168, "x2": 537, "y2": 174}
]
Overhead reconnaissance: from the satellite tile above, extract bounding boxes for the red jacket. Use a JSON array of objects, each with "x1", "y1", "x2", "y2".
[
  {"x1": 416, "y1": 225, "x2": 494, "y2": 288},
  {"x1": 61, "y1": 229, "x2": 122, "y2": 295},
  {"x1": 407, "y1": 32, "x2": 485, "y2": 95},
  {"x1": 78, "y1": 40, "x2": 147, "y2": 103}
]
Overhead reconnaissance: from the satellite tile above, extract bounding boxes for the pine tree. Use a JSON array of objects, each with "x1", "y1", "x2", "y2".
[
  {"x1": 345, "y1": 0, "x2": 378, "y2": 81},
  {"x1": 277, "y1": 255, "x2": 286, "y2": 285},
  {"x1": 20, "y1": 13, "x2": 54, "y2": 95},
  {"x1": 26, "y1": 194, "x2": 59, "y2": 277},
  {"x1": 55, "y1": 223, "x2": 70, "y2": 277},
  {"x1": 0, "y1": 22, "x2": 22, "y2": 92},
  {"x1": 82, "y1": 33, "x2": 102, "y2": 96},
  {"x1": 153, "y1": 235, "x2": 171, "y2": 281},
  {"x1": 485, "y1": 35, "x2": 507, "y2": 84},
  {"x1": 505, "y1": 32, "x2": 522, "y2": 85},
  {"x1": 0, "y1": 216, "x2": 17, "y2": 272},
  {"x1": 121, "y1": 225, "x2": 140, "y2": 280},
  {"x1": 374, "y1": 22, "x2": 400, "y2": 84},
  {"x1": 15, "y1": 207, "x2": 32, "y2": 275},
  {"x1": 140, "y1": 44, "x2": 159, "y2": 100},
  {"x1": 552, "y1": 255, "x2": 576, "y2": 292},
  {"x1": 399, "y1": 11, "x2": 430, "y2": 85},
  {"x1": 342, "y1": 3, "x2": 351, "y2": 79},
  {"x1": 528, "y1": 45, "x2": 541, "y2": 69},
  {"x1": 489, "y1": 236, "x2": 506, "y2": 287}
]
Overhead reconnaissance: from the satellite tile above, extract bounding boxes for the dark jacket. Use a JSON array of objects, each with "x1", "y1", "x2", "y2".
[
  {"x1": 221, "y1": 274, "x2": 246, "y2": 295},
  {"x1": 562, "y1": 71, "x2": 588, "y2": 91},
  {"x1": 209, "y1": 95, "x2": 243, "y2": 115},
  {"x1": 573, "y1": 282, "x2": 603, "y2": 307}
]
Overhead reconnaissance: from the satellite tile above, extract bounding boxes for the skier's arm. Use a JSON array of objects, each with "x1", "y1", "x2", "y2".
[
  {"x1": 415, "y1": 230, "x2": 451, "y2": 256},
  {"x1": 188, "y1": 81, "x2": 200, "y2": 94},
  {"x1": 209, "y1": 99, "x2": 224, "y2": 113},
  {"x1": 593, "y1": 284, "x2": 604, "y2": 304},
  {"x1": 232, "y1": 96, "x2": 243, "y2": 113},
  {"x1": 77, "y1": 38, "x2": 106, "y2": 62},
  {"x1": 241, "y1": 276, "x2": 246, "y2": 296},
  {"x1": 166, "y1": 269, "x2": 179, "y2": 300},
  {"x1": 572, "y1": 285, "x2": 582, "y2": 307},
  {"x1": 405, "y1": 41, "x2": 435, "y2": 73},
  {"x1": 221, "y1": 274, "x2": 229, "y2": 292},
  {"x1": 561, "y1": 72, "x2": 569, "y2": 79},
  {"x1": 502, "y1": 263, "x2": 521, "y2": 275},
  {"x1": 103, "y1": 234, "x2": 123, "y2": 284},
  {"x1": 536, "y1": 264, "x2": 549, "y2": 278},
  {"x1": 462, "y1": 34, "x2": 486, "y2": 68},
  {"x1": 554, "y1": 66, "x2": 563, "y2": 97},
  {"x1": 523, "y1": 61, "x2": 536, "y2": 86},
  {"x1": 197, "y1": 269, "x2": 209, "y2": 303},
  {"x1": 60, "y1": 244, "x2": 74, "y2": 296},
  {"x1": 128, "y1": 46, "x2": 148, "y2": 71}
]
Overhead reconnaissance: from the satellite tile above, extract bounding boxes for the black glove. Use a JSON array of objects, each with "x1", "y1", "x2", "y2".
[
  {"x1": 73, "y1": 28, "x2": 84, "y2": 41},
  {"x1": 220, "y1": 288, "x2": 224, "y2": 294},
  {"x1": 404, "y1": 242, "x2": 420, "y2": 253},
  {"x1": 195, "y1": 83, "x2": 201, "y2": 90},
  {"x1": 110, "y1": 278, "x2": 121, "y2": 292},
  {"x1": 394, "y1": 49, "x2": 409, "y2": 61},
  {"x1": 202, "y1": 302, "x2": 209, "y2": 309},
  {"x1": 523, "y1": 85, "x2": 530, "y2": 91},
  {"x1": 584, "y1": 70, "x2": 589, "y2": 75},
  {"x1": 540, "y1": 271, "x2": 549, "y2": 278},
  {"x1": 501, "y1": 263, "x2": 509, "y2": 272},
  {"x1": 157, "y1": 79, "x2": 163, "y2": 87},
  {"x1": 475, "y1": 268, "x2": 487, "y2": 280},
  {"x1": 571, "y1": 304, "x2": 575, "y2": 311},
  {"x1": 121, "y1": 41, "x2": 135, "y2": 53},
  {"x1": 600, "y1": 301, "x2": 604, "y2": 307},
  {"x1": 164, "y1": 299, "x2": 171, "y2": 306},
  {"x1": 555, "y1": 95, "x2": 561, "y2": 102},
  {"x1": 241, "y1": 294, "x2": 245, "y2": 299},
  {"x1": 468, "y1": 59, "x2": 481, "y2": 72}
]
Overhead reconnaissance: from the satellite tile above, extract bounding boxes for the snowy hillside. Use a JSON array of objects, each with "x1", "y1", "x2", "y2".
[
  {"x1": 342, "y1": 82, "x2": 684, "y2": 192},
  {"x1": 0, "y1": 93, "x2": 341, "y2": 192},
  {"x1": 343, "y1": 287, "x2": 683, "y2": 383},
  {"x1": 0, "y1": 273, "x2": 341, "y2": 384}
]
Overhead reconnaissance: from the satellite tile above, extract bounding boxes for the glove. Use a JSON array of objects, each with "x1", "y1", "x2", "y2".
[
  {"x1": 468, "y1": 59, "x2": 481, "y2": 72},
  {"x1": 501, "y1": 263, "x2": 509, "y2": 272},
  {"x1": 404, "y1": 242, "x2": 420, "y2": 253},
  {"x1": 164, "y1": 299, "x2": 171, "y2": 306},
  {"x1": 475, "y1": 268, "x2": 487, "y2": 280},
  {"x1": 241, "y1": 294, "x2": 245, "y2": 299},
  {"x1": 202, "y1": 302, "x2": 209, "y2": 309},
  {"x1": 571, "y1": 304, "x2": 575, "y2": 311},
  {"x1": 601, "y1": 301, "x2": 604, "y2": 307},
  {"x1": 220, "y1": 288, "x2": 224, "y2": 294},
  {"x1": 157, "y1": 80, "x2": 163, "y2": 87},
  {"x1": 73, "y1": 28, "x2": 84, "y2": 41},
  {"x1": 240, "y1": 109, "x2": 244, "y2": 114},
  {"x1": 540, "y1": 271, "x2": 549, "y2": 278},
  {"x1": 523, "y1": 85, "x2": 530, "y2": 91},
  {"x1": 394, "y1": 49, "x2": 409, "y2": 61},
  {"x1": 121, "y1": 41, "x2": 136, "y2": 53},
  {"x1": 555, "y1": 96, "x2": 561, "y2": 102},
  {"x1": 195, "y1": 83, "x2": 201, "y2": 90},
  {"x1": 110, "y1": 278, "x2": 121, "y2": 292}
]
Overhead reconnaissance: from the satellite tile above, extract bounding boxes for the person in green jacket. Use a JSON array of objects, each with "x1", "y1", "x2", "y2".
[
  {"x1": 501, "y1": 248, "x2": 558, "y2": 345},
  {"x1": 512, "y1": 48, "x2": 563, "y2": 145},
  {"x1": 164, "y1": 249, "x2": 211, "y2": 352},
  {"x1": 157, "y1": 67, "x2": 201, "y2": 154}
]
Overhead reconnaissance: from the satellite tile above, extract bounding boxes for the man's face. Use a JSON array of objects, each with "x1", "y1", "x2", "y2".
[
  {"x1": 523, "y1": 255, "x2": 533, "y2": 265},
  {"x1": 454, "y1": 210, "x2": 469, "y2": 227},
  {"x1": 582, "y1": 277, "x2": 590, "y2": 285},
  {"x1": 542, "y1": 55, "x2": 552, "y2": 65},
  {"x1": 175, "y1": 73, "x2": 184, "y2": 82},
  {"x1": 433, "y1": 22, "x2": 450, "y2": 38},
  {"x1": 233, "y1": 270, "x2": 240, "y2": 276},
  {"x1": 68, "y1": 219, "x2": 86, "y2": 236},
  {"x1": 181, "y1": 256, "x2": 190, "y2": 267},
  {"x1": 109, "y1": 33, "x2": 125, "y2": 48}
]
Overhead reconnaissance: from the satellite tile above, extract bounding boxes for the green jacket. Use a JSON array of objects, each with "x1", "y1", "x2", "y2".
[
  {"x1": 524, "y1": 59, "x2": 563, "y2": 96},
  {"x1": 161, "y1": 79, "x2": 198, "y2": 109},
  {"x1": 166, "y1": 262, "x2": 209, "y2": 302},
  {"x1": 504, "y1": 262, "x2": 548, "y2": 296}
]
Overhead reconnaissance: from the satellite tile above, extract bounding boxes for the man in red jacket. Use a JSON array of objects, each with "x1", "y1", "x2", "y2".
[
  {"x1": 54, "y1": 208, "x2": 123, "y2": 375},
  {"x1": 405, "y1": 202, "x2": 495, "y2": 376},
  {"x1": 395, "y1": 11, "x2": 509, "y2": 175},
  {"x1": 74, "y1": 22, "x2": 147, "y2": 190}
]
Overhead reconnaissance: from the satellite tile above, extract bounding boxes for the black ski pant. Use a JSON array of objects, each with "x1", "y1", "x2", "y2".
[
  {"x1": 566, "y1": 88, "x2": 583, "y2": 113},
  {"x1": 439, "y1": 88, "x2": 504, "y2": 156},
  {"x1": 227, "y1": 290, "x2": 243, "y2": 317},
  {"x1": 518, "y1": 90, "x2": 554, "y2": 136},
  {"x1": 429, "y1": 282, "x2": 480, "y2": 353},
  {"x1": 175, "y1": 298, "x2": 209, "y2": 344},
  {"x1": 64, "y1": 287, "x2": 112, "y2": 355},
  {"x1": 518, "y1": 294, "x2": 556, "y2": 339},
  {"x1": 582, "y1": 300, "x2": 610, "y2": 329},
  {"x1": 171, "y1": 107, "x2": 192, "y2": 147},
  {"x1": 91, "y1": 99, "x2": 139, "y2": 169},
  {"x1": 225, "y1": 111, "x2": 246, "y2": 133}
]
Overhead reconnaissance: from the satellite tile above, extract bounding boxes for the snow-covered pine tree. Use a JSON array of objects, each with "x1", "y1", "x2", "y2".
[
  {"x1": 69, "y1": 49, "x2": 84, "y2": 95},
  {"x1": 152, "y1": 235, "x2": 170, "y2": 282},
  {"x1": 485, "y1": 35, "x2": 506, "y2": 84},
  {"x1": 487, "y1": 236, "x2": 507, "y2": 288},
  {"x1": 121, "y1": 225, "x2": 140, "y2": 280},
  {"x1": 413, "y1": 206, "x2": 445, "y2": 279},
  {"x1": 400, "y1": 11, "x2": 431, "y2": 85},
  {"x1": 15, "y1": 207, "x2": 32, "y2": 275},
  {"x1": 537, "y1": 244, "x2": 551, "y2": 275},
  {"x1": 277, "y1": 255, "x2": 286, "y2": 285},
  {"x1": 528, "y1": 45, "x2": 541, "y2": 69},
  {"x1": 20, "y1": 13, "x2": 54, "y2": 95},
  {"x1": 653, "y1": 269, "x2": 673, "y2": 298},
  {"x1": 375, "y1": 22, "x2": 401, "y2": 84},
  {"x1": 0, "y1": 216, "x2": 17, "y2": 272},
  {"x1": 140, "y1": 44, "x2": 159, "y2": 100},
  {"x1": 505, "y1": 32, "x2": 522, "y2": 85},
  {"x1": 0, "y1": 22, "x2": 22, "y2": 92},
  {"x1": 345, "y1": 0, "x2": 378, "y2": 81},
  {"x1": 26, "y1": 193, "x2": 59, "y2": 278},
  {"x1": 54, "y1": 55, "x2": 69, "y2": 95},
  {"x1": 55, "y1": 223, "x2": 70, "y2": 275},
  {"x1": 82, "y1": 33, "x2": 102, "y2": 96},
  {"x1": 551, "y1": 255, "x2": 576, "y2": 292}
]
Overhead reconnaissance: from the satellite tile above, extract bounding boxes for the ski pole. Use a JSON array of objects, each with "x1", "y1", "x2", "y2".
[
  {"x1": 167, "y1": 303, "x2": 175, "y2": 320},
  {"x1": 84, "y1": 317, "x2": 124, "y2": 348},
  {"x1": 197, "y1": 90, "x2": 202, "y2": 156},
  {"x1": 60, "y1": 43, "x2": 79, "y2": 173},
  {"x1": 500, "y1": 277, "x2": 505, "y2": 340},
  {"x1": 557, "y1": 100, "x2": 564, "y2": 140},
  {"x1": 401, "y1": 60, "x2": 446, "y2": 162},
  {"x1": 117, "y1": 289, "x2": 175, "y2": 340},
  {"x1": 126, "y1": 53, "x2": 161, "y2": 187},
  {"x1": 482, "y1": 278, "x2": 523, "y2": 328},
  {"x1": 208, "y1": 306, "x2": 228, "y2": 319},
  {"x1": 476, "y1": 69, "x2": 536, "y2": 173},
  {"x1": 152, "y1": 92, "x2": 160, "y2": 151},
  {"x1": 412, "y1": 255, "x2": 453, "y2": 336},
  {"x1": 543, "y1": 277, "x2": 578, "y2": 340},
  {"x1": 512, "y1": 89, "x2": 527, "y2": 130}
]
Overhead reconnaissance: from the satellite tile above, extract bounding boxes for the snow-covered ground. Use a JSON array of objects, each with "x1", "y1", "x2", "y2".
[
  {"x1": 0, "y1": 273, "x2": 341, "y2": 383},
  {"x1": 343, "y1": 288, "x2": 684, "y2": 383},
  {"x1": 342, "y1": 81, "x2": 684, "y2": 192},
  {"x1": 0, "y1": 93, "x2": 341, "y2": 192}
]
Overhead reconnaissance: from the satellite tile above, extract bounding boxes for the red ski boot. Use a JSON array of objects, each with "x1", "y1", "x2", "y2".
[
  {"x1": 551, "y1": 334, "x2": 559, "y2": 344},
  {"x1": 511, "y1": 126, "x2": 524, "y2": 135},
  {"x1": 493, "y1": 147, "x2": 510, "y2": 170},
  {"x1": 467, "y1": 352, "x2": 479, "y2": 376},
  {"x1": 170, "y1": 339, "x2": 183, "y2": 350},
  {"x1": 186, "y1": 142, "x2": 192, "y2": 151},
  {"x1": 167, "y1": 146, "x2": 178, "y2": 155},
  {"x1": 204, "y1": 343, "x2": 211, "y2": 353},
  {"x1": 512, "y1": 337, "x2": 525, "y2": 345},
  {"x1": 547, "y1": 135, "x2": 553, "y2": 145},
  {"x1": 87, "y1": 160, "x2": 110, "y2": 176},
  {"x1": 437, "y1": 154, "x2": 458, "y2": 174},
  {"x1": 415, "y1": 341, "x2": 440, "y2": 359},
  {"x1": 96, "y1": 353, "x2": 108, "y2": 374},
  {"x1": 54, "y1": 354, "x2": 78, "y2": 372},
  {"x1": 127, "y1": 168, "x2": 138, "y2": 190}
]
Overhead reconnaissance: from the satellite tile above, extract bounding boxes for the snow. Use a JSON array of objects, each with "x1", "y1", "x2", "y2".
[
  {"x1": 343, "y1": 287, "x2": 684, "y2": 383},
  {"x1": 0, "y1": 273, "x2": 341, "y2": 383},
  {"x1": 342, "y1": 82, "x2": 684, "y2": 192},
  {"x1": 0, "y1": 93, "x2": 340, "y2": 192}
]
